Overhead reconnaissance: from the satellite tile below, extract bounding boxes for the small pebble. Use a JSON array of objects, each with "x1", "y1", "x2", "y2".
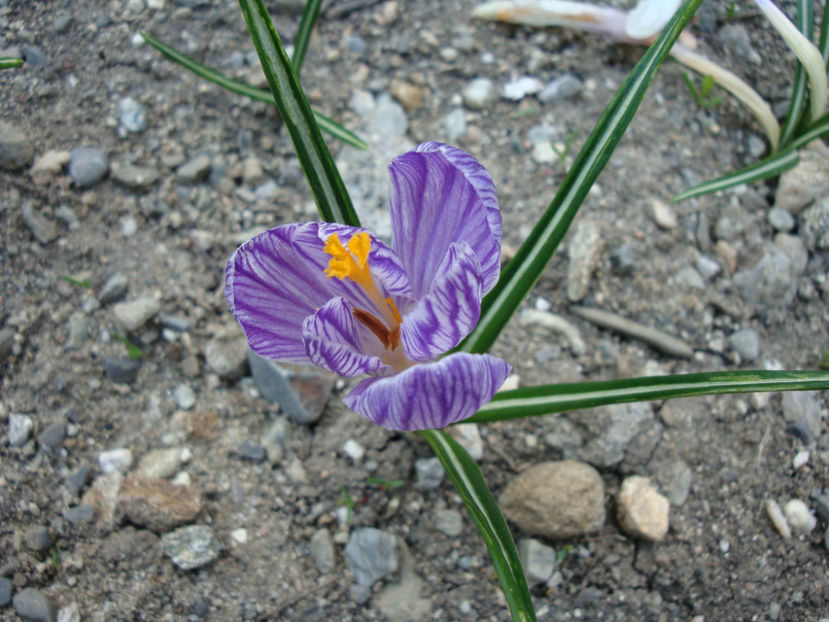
[
  {"x1": 343, "y1": 439, "x2": 365, "y2": 462},
  {"x1": 0, "y1": 577, "x2": 11, "y2": 607},
  {"x1": 172, "y1": 385, "x2": 196, "y2": 410},
  {"x1": 98, "y1": 448, "x2": 133, "y2": 474},
  {"x1": 8, "y1": 413, "x2": 34, "y2": 447},
  {"x1": 783, "y1": 499, "x2": 816, "y2": 534},
  {"x1": 161, "y1": 525, "x2": 220, "y2": 570},
  {"x1": 23, "y1": 525, "x2": 52, "y2": 552},
  {"x1": 12, "y1": 588, "x2": 56, "y2": 622},
  {"x1": 118, "y1": 97, "x2": 147, "y2": 133},
  {"x1": 792, "y1": 450, "x2": 809, "y2": 470},
  {"x1": 414, "y1": 458, "x2": 444, "y2": 490},
  {"x1": 462, "y1": 77, "x2": 495, "y2": 110},
  {"x1": 434, "y1": 508, "x2": 463, "y2": 536},
  {"x1": 68, "y1": 146, "x2": 108, "y2": 188},
  {"x1": 765, "y1": 499, "x2": 791, "y2": 539},
  {"x1": 768, "y1": 207, "x2": 794, "y2": 232}
]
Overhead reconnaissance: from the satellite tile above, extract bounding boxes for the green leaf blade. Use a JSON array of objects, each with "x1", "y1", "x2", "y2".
[
  {"x1": 291, "y1": 0, "x2": 322, "y2": 74},
  {"x1": 140, "y1": 32, "x2": 367, "y2": 150},
  {"x1": 778, "y1": 0, "x2": 814, "y2": 147},
  {"x1": 469, "y1": 370, "x2": 829, "y2": 423},
  {"x1": 672, "y1": 146, "x2": 800, "y2": 202},
  {"x1": 419, "y1": 430, "x2": 536, "y2": 622},
  {"x1": 459, "y1": 0, "x2": 704, "y2": 355},
  {"x1": 0, "y1": 56, "x2": 23, "y2": 70}
]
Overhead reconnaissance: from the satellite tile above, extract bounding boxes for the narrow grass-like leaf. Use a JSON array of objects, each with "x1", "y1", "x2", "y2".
[
  {"x1": 292, "y1": 0, "x2": 322, "y2": 74},
  {"x1": 419, "y1": 430, "x2": 535, "y2": 622},
  {"x1": 238, "y1": 0, "x2": 360, "y2": 226},
  {"x1": 777, "y1": 0, "x2": 813, "y2": 147},
  {"x1": 459, "y1": 0, "x2": 703, "y2": 355},
  {"x1": 819, "y1": 0, "x2": 829, "y2": 67},
  {"x1": 469, "y1": 370, "x2": 829, "y2": 423},
  {"x1": 671, "y1": 146, "x2": 799, "y2": 202},
  {"x1": 790, "y1": 113, "x2": 829, "y2": 148},
  {"x1": 140, "y1": 32, "x2": 368, "y2": 150},
  {"x1": 0, "y1": 56, "x2": 23, "y2": 70}
]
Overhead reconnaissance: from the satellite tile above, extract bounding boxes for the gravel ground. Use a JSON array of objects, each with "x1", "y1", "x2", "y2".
[{"x1": 1, "y1": 0, "x2": 827, "y2": 620}]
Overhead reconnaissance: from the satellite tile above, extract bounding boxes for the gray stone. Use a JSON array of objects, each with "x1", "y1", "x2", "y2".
[
  {"x1": 8, "y1": 413, "x2": 34, "y2": 446},
  {"x1": 204, "y1": 333, "x2": 248, "y2": 380},
  {"x1": 348, "y1": 583, "x2": 371, "y2": 604},
  {"x1": 695, "y1": 255, "x2": 721, "y2": 280},
  {"x1": 444, "y1": 108, "x2": 466, "y2": 142},
  {"x1": 462, "y1": 77, "x2": 495, "y2": 109},
  {"x1": 56, "y1": 602, "x2": 80, "y2": 622},
  {"x1": 656, "y1": 460, "x2": 692, "y2": 506},
  {"x1": 499, "y1": 461, "x2": 606, "y2": 539},
  {"x1": 98, "y1": 273, "x2": 129, "y2": 305},
  {"x1": 538, "y1": 73, "x2": 583, "y2": 103},
  {"x1": 20, "y1": 202, "x2": 58, "y2": 244},
  {"x1": 434, "y1": 508, "x2": 463, "y2": 536},
  {"x1": 0, "y1": 576, "x2": 11, "y2": 607},
  {"x1": 518, "y1": 538, "x2": 555, "y2": 583},
  {"x1": 65, "y1": 311, "x2": 89, "y2": 351},
  {"x1": 12, "y1": 587, "x2": 57, "y2": 622},
  {"x1": 733, "y1": 246, "x2": 796, "y2": 309},
  {"x1": 526, "y1": 123, "x2": 556, "y2": 146},
  {"x1": 247, "y1": 351, "x2": 333, "y2": 424},
  {"x1": 172, "y1": 385, "x2": 196, "y2": 410},
  {"x1": 235, "y1": 440, "x2": 265, "y2": 462},
  {"x1": 176, "y1": 155, "x2": 211, "y2": 183},
  {"x1": 799, "y1": 198, "x2": 829, "y2": 250},
  {"x1": 345, "y1": 527, "x2": 399, "y2": 586},
  {"x1": 566, "y1": 220, "x2": 603, "y2": 302},
  {"x1": 112, "y1": 296, "x2": 161, "y2": 331},
  {"x1": 62, "y1": 505, "x2": 96, "y2": 525},
  {"x1": 104, "y1": 358, "x2": 142, "y2": 384},
  {"x1": 373, "y1": 97, "x2": 408, "y2": 138},
  {"x1": 161, "y1": 525, "x2": 220, "y2": 570},
  {"x1": 66, "y1": 465, "x2": 92, "y2": 496},
  {"x1": 773, "y1": 233, "x2": 808, "y2": 276},
  {"x1": 118, "y1": 97, "x2": 147, "y2": 133},
  {"x1": 729, "y1": 328, "x2": 760, "y2": 361},
  {"x1": 309, "y1": 528, "x2": 336, "y2": 574},
  {"x1": 344, "y1": 34, "x2": 366, "y2": 54},
  {"x1": 21, "y1": 44, "x2": 45, "y2": 67},
  {"x1": 575, "y1": 402, "x2": 654, "y2": 467},
  {"x1": 38, "y1": 421, "x2": 67, "y2": 449},
  {"x1": 111, "y1": 163, "x2": 160, "y2": 190},
  {"x1": 68, "y1": 147, "x2": 108, "y2": 188},
  {"x1": 610, "y1": 243, "x2": 636, "y2": 274},
  {"x1": 781, "y1": 391, "x2": 823, "y2": 442},
  {"x1": 0, "y1": 121, "x2": 34, "y2": 170},
  {"x1": 158, "y1": 314, "x2": 190, "y2": 332},
  {"x1": 414, "y1": 457, "x2": 444, "y2": 490},
  {"x1": 645, "y1": 198, "x2": 678, "y2": 230},
  {"x1": 715, "y1": 203, "x2": 753, "y2": 240},
  {"x1": 717, "y1": 24, "x2": 761, "y2": 64},
  {"x1": 674, "y1": 266, "x2": 705, "y2": 290},
  {"x1": 768, "y1": 207, "x2": 794, "y2": 232},
  {"x1": 775, "y1": 141, "x2": 829, "y2": 214},
  {"x1": 24, "y1": 525, "x2": 52, "y2": 552},
  {"x1": 374, "y1": 540, "x2": 431, "y2": 622},
  {"x1": 813, "y1": 492, "x2": 829, "y2": 523}
]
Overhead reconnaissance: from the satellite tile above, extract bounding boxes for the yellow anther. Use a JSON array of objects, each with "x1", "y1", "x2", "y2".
[
  {"x1": 385, "y1": 297, "x2": 402, "y2": 324},
  {"x1": 323, "y1": 232, "x2": 372, "y2": 284}
]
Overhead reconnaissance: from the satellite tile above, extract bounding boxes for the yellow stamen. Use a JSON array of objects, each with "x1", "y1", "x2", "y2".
[
  {"x1": 385, "y1": 297, "x2": 402, "y2": 324},
  {"x1": 323, "y1": 232, "x2": 373, "y2": 290}
]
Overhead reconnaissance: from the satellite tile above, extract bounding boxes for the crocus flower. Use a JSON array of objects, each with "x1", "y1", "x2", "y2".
[{"x1": 225, "y1": 142, "x2": 511, "y2": 431}]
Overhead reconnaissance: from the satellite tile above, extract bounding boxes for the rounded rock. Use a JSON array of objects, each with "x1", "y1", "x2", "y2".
[
  {"x1": 161, "y1": 525, "x2": 220, "y2": 570},
  {"x1": 68, "y1": 147, "x2": 108, "y2": 188},
  {"x1": 616, "y1": 476, "x2": 670, "y2": 541},
  {"x1": 783, "y1": 499, "x2": 816, "y2": 534},
  {"x1": 462, "y1": 78, "x2": 495, "y2": 110},
  {"x1": 13, "y1": 587, "x2": 57, "y2": 622},
  {"x1": 0, "y1": 122, "x2": 34, "y2": 171},
  {"x1": 499, "y1": 461, "x2": 605, "y2": 539}
]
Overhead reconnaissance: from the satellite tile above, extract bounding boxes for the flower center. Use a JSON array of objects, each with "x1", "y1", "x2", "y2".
[{"x1": 323, "y1": 232, "x2": 406, "y2": 361}]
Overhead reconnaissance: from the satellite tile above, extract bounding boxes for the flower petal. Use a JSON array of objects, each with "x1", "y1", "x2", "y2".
[
  {"x1": 343, "y1": 353, "x2": 511, "y2": 431},
  {"x1": 388, "y1": 142, "x2": 502, "y2": 299},
  {"x1": 400, "y1": 242, "x2": 484, "y2": 361},
  {"x1": 302, "y1": 297, "x2": 389, "y2": 377},
  {"x1": 225, "y1": 222, "x2": 411, "y2": 363}
]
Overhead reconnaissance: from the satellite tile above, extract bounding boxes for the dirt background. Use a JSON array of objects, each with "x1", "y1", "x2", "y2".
[{"x1": 1, "y1": 0, "x2": 827, "y2": 620}]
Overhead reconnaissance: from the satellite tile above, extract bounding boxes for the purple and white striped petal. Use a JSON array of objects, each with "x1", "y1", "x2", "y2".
[
  {"x1": 225, "y1": 222, "x2": 410, "y2": 363},
  {"x1": 343, "y1": 353, "x2": 511, "y2": 431},
  {"x1": 400, "y1": 242, "x2": 484, "y2": 362},
  {"x1": 302, "y1": 297, "x2": 389, "y2": 377},
  {"x1": 388, "y1": 143, "x2": 502, "y2": 300}
]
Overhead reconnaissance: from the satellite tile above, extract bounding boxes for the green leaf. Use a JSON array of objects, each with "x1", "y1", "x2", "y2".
[
  {"x1": 700, "y1": 74, "x2": 715, "y2": 97},
  {"x1": 468, "y1": 370, "x2": 829, "y2": 423},
  {"x1": 459, "y1": 0, "x2": 704, "y2": 355},
  {"x1": 59, "y1": 275, "x2": 93, "y2": 289},
  {"x1": 366, "y1": 476, "x2": 405, "y2": 490},
  {"x1": 112, "y1": 333, "x2": 144, "y2": 359},
  {"x1": 790, "y1": 113, "x2": 829, "y2": 149},
  {"x1": 419, "y1": 430, "x2": 535, "y2": 622},
  {"x1": 238, "y1": 0, "x2": 361, "y2": 226},
  {"x1": 819, "y1": 0, "x2": 829, "y2": 68},
  {"x1": 291, "y1": 0, "x2": 322, "y2": 74},
  {"x1": 778, "y1": 0, "x2": 813, "y2": 147},
  {"x1": 671, "y1": 146, "x2": 799, "y2": 202},
  {"x1": 140, "y1": 32, "x2": 368, "y2": 151},
  {"x1": 0, "y1": 56, "x2": 23, "y2": 70}
]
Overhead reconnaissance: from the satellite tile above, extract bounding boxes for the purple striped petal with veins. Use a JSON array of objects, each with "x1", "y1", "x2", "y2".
[
  {"x1": 400, "y1": 242, "x2": 484, "y2": 362},
  {"x1": 225, "y1": 222, "x2": 410, "y2": 363},
  {"x1": 389, "y1": 143, "x2": 502, "y2": 300},
  {"x1": 302, "y1": 297, "x2": 389, "y2": 377},
  {"x1": 343, "y1": 353, "x2": 511, "y2": 430}
]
